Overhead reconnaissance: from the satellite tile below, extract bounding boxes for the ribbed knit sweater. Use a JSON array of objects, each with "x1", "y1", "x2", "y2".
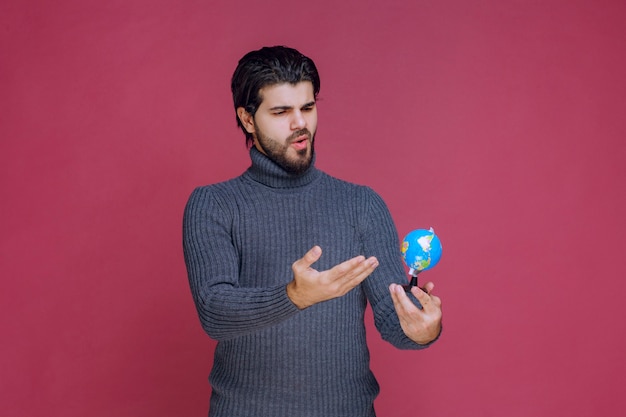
[{"x1": 183, "y1": 148, "x2": 431, "y2": 417}]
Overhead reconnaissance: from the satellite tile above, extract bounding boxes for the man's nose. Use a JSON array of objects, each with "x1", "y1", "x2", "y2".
[{"x1": 290, "y1": 111, "x2": 306, "y2": 130}]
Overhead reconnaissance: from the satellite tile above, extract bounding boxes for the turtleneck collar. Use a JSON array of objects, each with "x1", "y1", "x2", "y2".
[{"x1": 242, "y1": 147, "x2": 321, "y2": 189}]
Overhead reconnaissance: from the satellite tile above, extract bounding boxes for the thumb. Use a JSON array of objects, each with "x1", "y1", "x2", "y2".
[{"x1": 295, "y1": 246, "x2": 322, "y2": 270}]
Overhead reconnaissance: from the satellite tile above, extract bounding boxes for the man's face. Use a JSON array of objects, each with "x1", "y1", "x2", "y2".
[{"x1": 238, "y1": 81, "x2": 317, "y2": 174}]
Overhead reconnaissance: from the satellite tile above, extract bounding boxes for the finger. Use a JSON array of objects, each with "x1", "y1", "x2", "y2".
[
  {"x1": 327, "y1": 255, "x2": 374, "y2": 280},
  {"x1": 411, "y1": 285, "x2": 441, "y2": 310},
  {"x1": 293, "y1": 246, "x2": 323, "y2": 271},
  {"x1": 411, "y1": 285, "x2": 429, "y2": 305},
  {"x1": 331, "y1": 256, "x2": 378, "y2": 288},
  {"x1": 390, "y1": 283, "x2": 420, "y2": 315},
  {"x1": 422, "y1": 281, "x2": 435, "y2": 294},
  {"x1": 388, "y1": 283, "x2": 405, "y2": 309},
  {"x1": 429, "y1": 293, "x2": 442, "y2": 308},
  {"x1": 348, "y1": 257, "x2": 379, "y2": 284}
]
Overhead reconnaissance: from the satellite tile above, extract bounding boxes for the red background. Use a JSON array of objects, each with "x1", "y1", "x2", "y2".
[{"x1": 2, "y1": 1, "x2": 625, "y2": 416}]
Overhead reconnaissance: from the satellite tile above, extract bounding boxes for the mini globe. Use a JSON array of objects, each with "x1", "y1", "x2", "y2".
[{"x1": 401, "y1": 228, "x2": 442, "y2": 274}]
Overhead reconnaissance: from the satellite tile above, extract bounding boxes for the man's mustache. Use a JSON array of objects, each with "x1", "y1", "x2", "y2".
[{"x1": 287, "y1": 129, "x2": 312, "y2": 142}]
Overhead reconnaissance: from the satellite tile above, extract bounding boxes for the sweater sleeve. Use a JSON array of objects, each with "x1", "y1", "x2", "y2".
[
  {"x1": 182, "y1": 186, "x2": 300, "y2": 341},
  {"x1": 359, "y1": 187, "x2": 441, "y2": 350}
]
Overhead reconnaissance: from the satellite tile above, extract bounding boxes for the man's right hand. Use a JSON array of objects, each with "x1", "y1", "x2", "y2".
[{"x1": 286, "y1": 246, "x2": 379, "y2": 309}]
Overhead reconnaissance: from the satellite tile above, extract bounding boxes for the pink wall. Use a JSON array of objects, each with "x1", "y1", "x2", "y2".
[{"x1": 2, "y1": 0, "x2": 625, "y2": 416}]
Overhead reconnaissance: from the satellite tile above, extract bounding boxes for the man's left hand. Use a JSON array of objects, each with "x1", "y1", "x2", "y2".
[{"x1": 389, "y1": 282, "x2": 442, "y2": 345}]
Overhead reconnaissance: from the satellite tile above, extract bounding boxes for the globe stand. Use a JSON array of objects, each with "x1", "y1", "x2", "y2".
[{"x1": 402, "y1": 268, "x2": 420, "y2": 292}]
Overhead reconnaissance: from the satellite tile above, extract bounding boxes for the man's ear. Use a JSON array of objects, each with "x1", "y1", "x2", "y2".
[{"x1": 237, "y1": 107, "x2": 255, "y2": 134}]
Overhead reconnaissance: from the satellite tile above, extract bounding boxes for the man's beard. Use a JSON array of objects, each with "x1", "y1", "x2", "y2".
[{"x1": 255, "y1": 128, "x2": 315, "y2": 175}]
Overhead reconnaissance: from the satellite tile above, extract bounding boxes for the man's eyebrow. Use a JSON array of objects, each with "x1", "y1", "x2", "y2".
[
  {"x1": 268, "y1": 105, "x2": 294, "y2": 111},
  {"x1": 268, "y1": 101, "x2": 316, "y2": 111}
]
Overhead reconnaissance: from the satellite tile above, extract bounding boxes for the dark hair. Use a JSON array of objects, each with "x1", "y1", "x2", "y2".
[{"x1": 231, "y1": 46, "x2": 321, "y2": 147}]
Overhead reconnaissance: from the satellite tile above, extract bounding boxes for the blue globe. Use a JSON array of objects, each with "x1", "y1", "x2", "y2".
[{"x1": 401, "y1": 228, "x2": 442, "y2": 272}]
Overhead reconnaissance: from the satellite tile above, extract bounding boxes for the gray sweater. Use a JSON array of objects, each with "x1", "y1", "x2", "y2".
[{"x1": 183, "y1": 148, "x2": 431, "y2": 417}]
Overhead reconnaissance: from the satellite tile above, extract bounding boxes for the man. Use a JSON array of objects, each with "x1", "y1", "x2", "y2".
[{"x1": 183, "y1": 46, "x2": 442, "y2": 417}]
